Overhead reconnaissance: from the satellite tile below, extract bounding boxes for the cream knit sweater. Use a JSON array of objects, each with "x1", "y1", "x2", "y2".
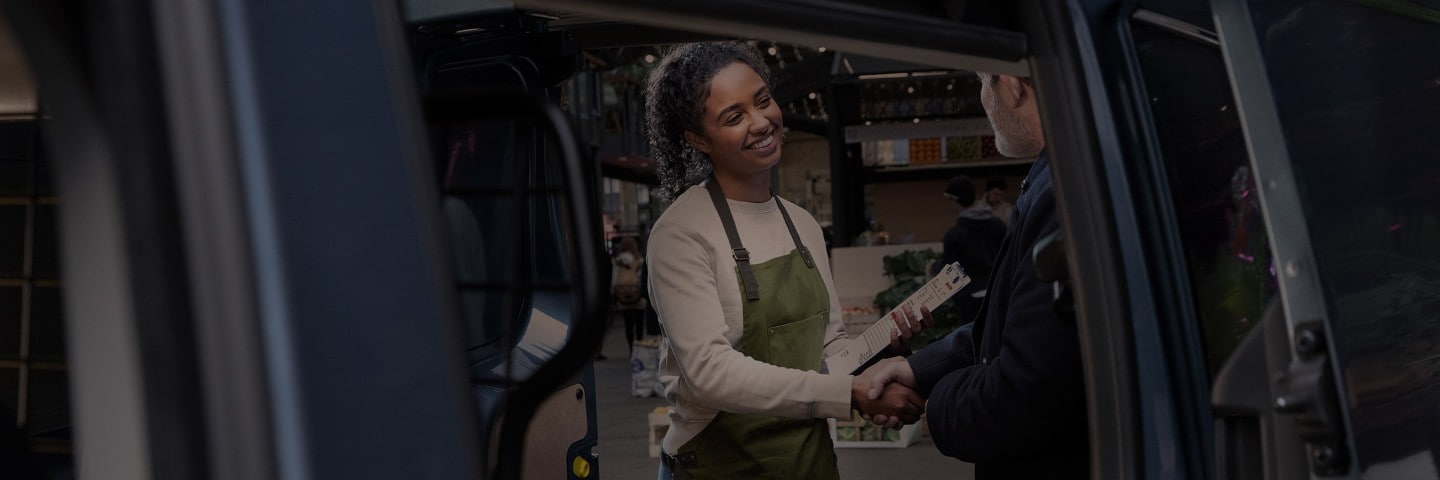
[{"x1": 647, "y1": 182, "x2": 853, "y2": 454}]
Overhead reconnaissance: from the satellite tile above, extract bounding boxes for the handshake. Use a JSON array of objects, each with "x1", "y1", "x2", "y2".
[
  {"x1": 847, "y1": 306, "x2": 930, "y2": 429},
  {"x1": 850, "y1": 357, "x2": 922, "y2": 429}
]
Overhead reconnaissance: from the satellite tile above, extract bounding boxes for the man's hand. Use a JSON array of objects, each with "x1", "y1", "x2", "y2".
[
  {"x1": 852, "y1": 380, "x2": 923, "y2": 429},
  {"x1": 852, "y1": 357, "x2": 923, "y2": 428},
  {"x1": 887, "y1": 305, "x2": 933, "y2": 351},
  {"x1": 857, "y1": 357, "x2": 920, "y2": 427},
  {"x1": 859, "y1": 356, "x2": 917, "y2": 398}
]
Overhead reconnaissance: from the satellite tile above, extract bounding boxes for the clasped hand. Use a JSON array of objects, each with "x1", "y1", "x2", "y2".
[
  {"x1": 851, "y1": 374, "x2": 922, "y2": 428},
  {"x1": 849, "y1": 306, "x2": 931, "y2": 429}
]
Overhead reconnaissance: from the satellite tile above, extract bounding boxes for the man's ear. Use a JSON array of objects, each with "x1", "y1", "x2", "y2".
[
  {"x1": 1000, "y1": 75, "x2": 1030, "y2": 110},
  {"x1": 684, "y1": 130, "x2": 712, "y2": 155}
]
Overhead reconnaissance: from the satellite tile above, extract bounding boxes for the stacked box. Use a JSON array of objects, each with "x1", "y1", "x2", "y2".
[
  {"x1": 648, "y1": 407, "x2": 672, "y2": 458},
  {"x1": 908, "y1": 138, "x2": 941, "y2": 165},
  {"x1": 946, "y1": 136, "x2": 980, "y2": 162},
  {"x1": 980, "y1": 135, "x2": 999, "y2": 159},
  {"x1": 828, "y1": 410, "x2": 922, "y2": 448}
]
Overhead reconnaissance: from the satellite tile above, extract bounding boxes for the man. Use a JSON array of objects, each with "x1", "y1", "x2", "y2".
[
  {"x1": 985, "y1": 176, "x2": 1015, "y2": 227},
  {"x1": 936, "y1": 175, "x2": 1007, "y2": 324},
  {"x1": 859, "y1": 73, "x2": 1087, "y2": 477}
]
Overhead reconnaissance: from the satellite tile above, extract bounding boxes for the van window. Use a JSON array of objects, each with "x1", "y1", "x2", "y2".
[
  {"x1": 1130, "y1": 21, "x2": 1276, "y2": 378},
  {"x1": 0, "y1": 119, "x2": 72, "y2": 476},
  {"x1": 1243, "y1": 0, "x2": 1440, "y2": 473}
]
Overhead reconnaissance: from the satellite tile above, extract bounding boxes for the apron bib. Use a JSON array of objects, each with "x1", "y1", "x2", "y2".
[{"x1": 667, "y1": 178, "x2": 839, "y2": 480}]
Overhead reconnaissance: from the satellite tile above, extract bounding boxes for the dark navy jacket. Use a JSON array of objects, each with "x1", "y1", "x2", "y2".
[{"x1": 907, "y1": 153, "x2": 1089, "y2": 477}]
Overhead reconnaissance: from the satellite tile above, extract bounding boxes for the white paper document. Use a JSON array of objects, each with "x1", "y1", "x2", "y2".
[{"x1": 825, "y1": 262, "x2": 971, "y2": 375}]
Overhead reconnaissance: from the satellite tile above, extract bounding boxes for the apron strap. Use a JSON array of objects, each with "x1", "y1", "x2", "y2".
[
  {"x1": 704, "y1": 176, "x2": 817, "y2": 301},
  {"x1": 706, "y1": 177, "x2": 763, "y2": 301},
  {"x1": 773, "y1": 196, "x2": 816, "y2": 269}
]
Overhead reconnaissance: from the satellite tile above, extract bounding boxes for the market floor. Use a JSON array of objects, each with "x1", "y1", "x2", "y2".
[{"x1": 591, "y1": 318, "x2": 973, "y2": 480}]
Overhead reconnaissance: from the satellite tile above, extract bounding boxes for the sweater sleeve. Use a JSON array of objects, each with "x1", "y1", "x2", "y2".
[
  {"x1": 819, "y1": 261, "x2": 849, "y2": 364},
  {"x1": 648, "y1": 223, "x2": 853, "y2": 420}
]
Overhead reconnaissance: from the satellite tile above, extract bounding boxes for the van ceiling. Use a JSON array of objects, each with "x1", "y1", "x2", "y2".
[{"x1": 405, "y1": 0, "x2": 1028, "y2": 76}]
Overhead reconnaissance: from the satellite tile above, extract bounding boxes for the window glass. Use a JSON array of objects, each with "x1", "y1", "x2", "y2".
[
  {"x1": 0, "y1": 206, "x2": 24, "y2": 277},
  {"x1": 1244, "y1": 0, "x2": 1440, "y2": 473},
  {"x1": 0, "y1": 122, "x2": 34, "y2": 196},
  {"x1": 0, "y1": 367, "x2": 16, "y2": 426},
  {"x1": 29, "y1": 287, "x2": 64, "y2": 362},
  {"x1": 1131, "y1": 23, "x2": 1277, "y2": 378},
  {"x1": 32, "y1": 205, "x2": 57, "y2": 279},
  {"x1": 0, "y1": 160, "x2": 29, "y2": 197},
  {"x1": 25, "y1": 369, "x2": 69, "y2": 438},
  {"x1": 0, "y1": 287, "x2": 19, "y2": 359},
  {"x1": 0, "y1": 118, "x2": 71, "y2": 475},
  {"x1": 437, "y1": 118, "x2": 580, "y2": 378},
  {"x1": 440, "y1": 120, "x2": 520, "y2": 191}
]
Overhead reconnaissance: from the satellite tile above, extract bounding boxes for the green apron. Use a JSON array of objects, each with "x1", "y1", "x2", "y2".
[{"x1": 665, "y1": 178, "x2": 839, "y2": 480}]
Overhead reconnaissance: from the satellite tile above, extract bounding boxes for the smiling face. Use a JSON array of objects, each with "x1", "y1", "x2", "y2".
[{"x1": 683, "y1": 62, "x2": 783, "y2": 180}]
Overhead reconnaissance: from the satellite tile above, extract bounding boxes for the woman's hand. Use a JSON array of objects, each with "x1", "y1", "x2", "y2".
[
  {"x1": 887, "y1": 305, "x2": 933, "y2": 352},
  {"x1": 852, "y1": 372, "x2": 924, "y2": 429}
]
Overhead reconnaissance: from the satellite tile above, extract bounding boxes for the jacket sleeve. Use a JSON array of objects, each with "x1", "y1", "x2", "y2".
[
  {"x1": 923, "y1": 192, "x2": 1088, "y2": 462},
  {"x1": 907, "y1": 322, "x2": 975, "y2": 396}
]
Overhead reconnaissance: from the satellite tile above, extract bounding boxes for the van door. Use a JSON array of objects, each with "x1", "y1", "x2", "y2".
[
  {"x1": 4, "y1": 0, "x2": 607, "y2": 479},
  {"x1": 409, "y1": 10, "x2": 607, "y2": 479},
  {"x1": 1039, "y1": 0, "x2": 1440, "y2": 478},
  {"x1": 1212, "y1": 0, "x2": 1440, "y2": 477}
]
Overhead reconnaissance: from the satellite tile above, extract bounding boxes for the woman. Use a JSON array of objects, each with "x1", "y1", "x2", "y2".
[
  {"x1": 644, "y1": 42, "x2": 929, "y2": 480},
  {"x1": 611, "y1": 236, "x2": 648, "y2": 354}
]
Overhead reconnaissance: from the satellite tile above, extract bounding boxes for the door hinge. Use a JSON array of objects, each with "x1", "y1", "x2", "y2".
[{"x1": 1272, "y1": 321, "x2": 1350, "y2": 476}]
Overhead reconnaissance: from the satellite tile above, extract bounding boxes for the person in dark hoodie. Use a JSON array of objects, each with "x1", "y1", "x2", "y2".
[
  {"x1": 858, "y1": 71, "x2": 1088, "y2": 478},
  {"x1": 935, "y1": 175, "x2": 1007, "y2": 324}
]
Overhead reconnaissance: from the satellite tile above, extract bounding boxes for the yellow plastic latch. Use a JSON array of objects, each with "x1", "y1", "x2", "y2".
[{"x1": 572, "y1": 456, "x2": 591, "y2": 478}]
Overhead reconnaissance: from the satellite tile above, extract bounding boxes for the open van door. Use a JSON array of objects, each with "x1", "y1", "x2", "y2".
[
  {"x1": 3, "y1": 0, "x2": 605, "y2": 479},
  {"x1": 1021, "y1": 1, "x2": 1440, "y2": 479},
  {"x1": 407, "y1": 7, "x2": 606, "y2": 478},
  {"x1": 1208, "y1": 0, "x2": 1440, "y2": 478}
]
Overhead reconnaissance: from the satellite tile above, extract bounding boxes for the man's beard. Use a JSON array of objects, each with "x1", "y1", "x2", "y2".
[{"x1": 989, "y1": 101, "x2": 1043, "y2": 158}]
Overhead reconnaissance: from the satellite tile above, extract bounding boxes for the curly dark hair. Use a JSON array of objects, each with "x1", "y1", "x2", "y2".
[{"x1": 645, "y1": 42, "x2": 772, "y2": 202}]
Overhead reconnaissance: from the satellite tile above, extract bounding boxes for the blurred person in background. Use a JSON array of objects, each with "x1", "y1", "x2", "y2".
[
  {"x1": 612, "y1": 236, "x2": 648, "y2": 354},
  {"x1": 985, "y1": 175, "x2": 1015, "y2": 226}
]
